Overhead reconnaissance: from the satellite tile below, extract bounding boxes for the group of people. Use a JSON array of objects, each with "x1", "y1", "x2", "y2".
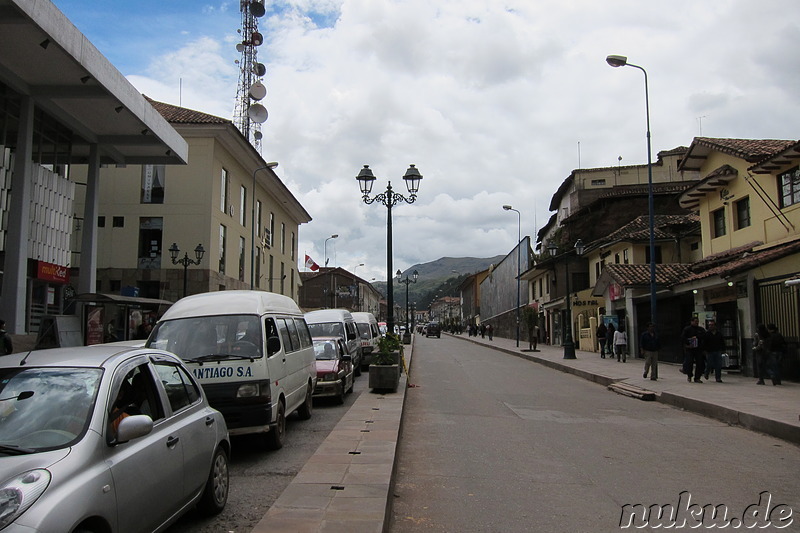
[
  {"x1": 595, "y1": 321, "x2": 629, "y2": 362},
  {"x1": 467, "y1": 323, "x2": 493, "y2": 340}
]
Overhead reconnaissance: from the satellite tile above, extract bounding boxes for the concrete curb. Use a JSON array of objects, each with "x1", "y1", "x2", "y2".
[{"x1": 250, "y1": 344, "x2": 413, "y2": 533}]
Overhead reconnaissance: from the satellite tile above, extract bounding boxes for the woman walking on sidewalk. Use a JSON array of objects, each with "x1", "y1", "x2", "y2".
[
  {"x1": 597, "y1": 321, "x2": 607, "y2": 358},
  {"x1": 614, "y1": 324, "x2": 628, "y2": 362}
]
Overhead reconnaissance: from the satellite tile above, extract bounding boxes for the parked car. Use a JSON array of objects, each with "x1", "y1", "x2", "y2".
[
  {"x1": 147, "y1": 290, "x2": 316, "y2": 450},
  {"x1": 305, "y1": 309, "x2": 362, "y2": 375},
  {"x1": 0, "y1": 344, "x2": 230, "y2": 533},
  {"x1": 426, "y1": 322, "x2": 441, "y2": 338},
  {"x1": 311, "y1": 337, "x2": 354, "y2": 404}
]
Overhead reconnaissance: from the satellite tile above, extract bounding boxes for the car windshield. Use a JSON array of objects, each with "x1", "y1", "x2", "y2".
[
  {"x1": 307, "y1": 322, "x2": 344, "y2": 339},
  {"x1": 313, "y1": 340, "x2": 338, "y2": 360},
  {"x1": 0, "y1": 367, "x2": 102, "y2": 452},
  {"x1": 148, "y1": 315, "x2": 264, "y2": 360}
]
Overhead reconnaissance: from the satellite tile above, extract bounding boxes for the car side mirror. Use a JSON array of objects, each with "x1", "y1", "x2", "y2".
[
  {"x1": 115, "y1": 414, "x2": 153, "y2": 444},
  {"x1": 267, "y1": 335, "x2": 281, "y2": 356},
  {"x1": 342, "y1": 354, "x2": 352, "y2": 362}
]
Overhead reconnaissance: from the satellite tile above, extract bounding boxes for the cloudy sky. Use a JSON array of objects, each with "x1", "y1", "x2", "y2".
[{"x1": 53, "y1": 0, "x2": 800, "y2": 281}]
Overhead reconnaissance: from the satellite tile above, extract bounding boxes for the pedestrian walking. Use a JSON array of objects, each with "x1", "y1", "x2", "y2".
[
  {"x1": 703, "y1": 320, "x2": 726, "y2": 382},
  {"x1": 766, "y1": 324, "x2": 786, "y2": 386},
  {"x1": 640, "y1": 322, "x2": 659, "y2": 380},
  {"x1": 754, "y1": 323, "x2": 770, "y2": 385},
  {"x1": 487, "y1": 324, "x2": 493, "y2": 341},
  {"x1": 613, "y1": 324, "x2": 627, "y2": 362},
  {"x1": 479, "y1": 324, "x2": 485, "y2": 339},
  {"x1": 596, "y1": 321, "x2": 607, "y2": 358},
  {"x1": 681, "y1": 316, "x2": 706, "y2": 382},
  {"x1": 605, "y1": 322, "x2": 616, "y2": 360},
  {"x1": 0, "y1": 320, "x2": 12, "y2": 355}
]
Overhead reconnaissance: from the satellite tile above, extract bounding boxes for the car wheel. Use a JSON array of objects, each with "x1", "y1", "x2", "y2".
[
  {"x1": 296, "y1": 384, "x2": 313, "y2": 420},
  {"x1": 336, "y1": 383, "x2": 345, "y2": 405},
  {"x1": 266, "y1": 400, "x2": 286, "y2": 450},
  {"x1": 199, "y1": 446, "x2": 229, "y2": 515},
  {"x1": 354, "y1": 358, "x2": 362, "y2": 377}
]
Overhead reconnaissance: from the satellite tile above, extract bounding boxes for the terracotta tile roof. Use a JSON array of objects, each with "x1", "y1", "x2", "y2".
[
  {"x1": 749, "y1": 140, "x2": 800, "y2": 174},
  {"x1": 144, "y1": 96, "x2": 230, "y2": 125},
  {"x1": 683, "y1": 238, "x2": 800, "y2": 282},
  {"x1": 692, "y1": 137, "x2": 795, "y2": 162},
  {"x1": 689, "y1": 241, "x2": 762, "y2": 272},
  {"x1": 589, "y1": 213, "x2": 699, "y2": 250},
  {"x1": 604, "y1": 263, "x2": 693, "y2": 287}
]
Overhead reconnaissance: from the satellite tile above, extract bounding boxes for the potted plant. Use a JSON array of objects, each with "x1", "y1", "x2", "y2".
[{"x1": 369, "y1": 333, "x2": 402, "y2": 391}]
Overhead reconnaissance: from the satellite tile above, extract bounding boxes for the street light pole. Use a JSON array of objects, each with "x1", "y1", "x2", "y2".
[
  {"x1": 251, "y1": 162, "x2": 278, "y2": 289},
  {"x1": 396, "y1": 269, "x2": 418, "y2": 337},
  {"x1": 324, "y1": 234, "x2": 338, "y2": 267},
  {"x1": 606, "y1": 54, "x2": 657, "y2": 328},
  {"x1": 169, "y1": 243, "x2": 205, "y2": 298},
  {"x1": 503, "y1": 205, "x2": 522, "y2": 348},
  {"x1": 353, "y1": 263, "x2": 364, "y2": 311},
  {"x1": 356, "y1": 164, "x2": 422, "y2": 336}
]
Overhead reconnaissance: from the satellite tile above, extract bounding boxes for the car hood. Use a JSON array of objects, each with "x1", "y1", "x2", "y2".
[
  {"x1": 0, "y1": 447, "x2": 71, "y2": 475},
  {"x1": 315, "y1": 360, "x2": 339, "y2": 374}
]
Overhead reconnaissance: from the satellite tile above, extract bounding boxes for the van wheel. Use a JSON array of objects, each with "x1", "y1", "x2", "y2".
[
  {"x1": 266, "y1": 401, "x2": 286, "y2": 450},
  {"x1": 354, "y1": 357, "x2": 362, "y2": 376},
  {"x1": 296, "y1": 384, "x2": 313, "y2": 420}
]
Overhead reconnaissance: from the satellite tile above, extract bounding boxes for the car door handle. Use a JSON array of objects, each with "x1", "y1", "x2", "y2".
[
  {"x1": 166, "y1": 436, "x2": 180, "y2": 448},
  {"x1": 205, "y1": 416, "x2": 215, "y2": 426}
]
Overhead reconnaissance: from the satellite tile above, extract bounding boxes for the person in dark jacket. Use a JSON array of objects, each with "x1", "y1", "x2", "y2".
[
  {"x1": 703, "y1": 320, "x2": 726, "y2": 382},
  {"x1": 597, "y1": 322, "x2": 608, "y2": 358},
  {"x1": 681, "y1": 316, "x2": 706, "y2": 383},
  {"x1": 605, "y1": 322, "x2": 616, "y2": 359},
  {"x1": 754, "y1": 323, "x2": 770, "y2": 385},
  {"x1": 640, "y1": 322, "x2": 660, "y2": 380},
  {"x1": 766, "y1": 324, "x2": 786, "y2": 385},
  {"x1": 0, "y1": 320, "x2": 12, "y2": 355}
]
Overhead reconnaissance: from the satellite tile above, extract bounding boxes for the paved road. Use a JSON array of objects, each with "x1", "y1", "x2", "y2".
[
  {"x1": 167, "y1": 374, "x2": 369, "y2": 533},
  {"x1": 391, "y1": 335, "x2": 800, "y2": 532}
]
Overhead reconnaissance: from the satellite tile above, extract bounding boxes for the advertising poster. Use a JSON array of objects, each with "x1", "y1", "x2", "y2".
[{"x1": 86, "y1": 307, "x2": 104, "y2": 345}]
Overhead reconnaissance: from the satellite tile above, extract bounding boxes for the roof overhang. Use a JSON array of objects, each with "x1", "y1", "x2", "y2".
[
  {"x1": 678, "y1": 165, "x2": 738, "y2": 210},
  {"x1": 0, "y1": 0, "x2": 187, "y2": 165}
]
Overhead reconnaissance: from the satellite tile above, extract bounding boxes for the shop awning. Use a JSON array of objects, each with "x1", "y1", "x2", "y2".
[{"x1": 73, "y1": 293, "x2": 173, "y2": 307}]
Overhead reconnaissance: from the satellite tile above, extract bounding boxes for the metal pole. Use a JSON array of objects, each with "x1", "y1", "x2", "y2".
[
  {"x1": 563, "y1": 253, "x2": 576, "y2": 359},
  {"x1": 386, "y1": 187, "x2": 394, "y2": 335}
]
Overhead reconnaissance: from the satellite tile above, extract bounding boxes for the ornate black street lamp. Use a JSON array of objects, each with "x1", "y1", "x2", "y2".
[
  {"x1": 397, "y1": 269, "x2": 418, "y2": 341},
  {"x1": 356, "y1": 164, "x2": 422, "y2": 335},
  {"x1": 606, "y1": 54, "x2": 657, "y2": 328},
  {"x1": 169, "y1": 242, "x2": 205, "y2": 298},
  {"x1": 548, "y1": 239, "x2": 584, "y2": 359}
]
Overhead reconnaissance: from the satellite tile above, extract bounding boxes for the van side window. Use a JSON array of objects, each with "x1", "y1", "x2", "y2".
[
  {"x1": 294, "y1": 318, "x2": 312, "y2": 348},
  {"x1": 346, "y1": 322, "x2": 357, "y2": 340},
  {"x1": 371, "y1": 324, "x2": 379, "y2": 337},
  {"x1": 276, "y1": 318, "x2": 294, "y2": 353},
  {"x1": 284, "y1": 318, "x2": 301, "y2": 352}
]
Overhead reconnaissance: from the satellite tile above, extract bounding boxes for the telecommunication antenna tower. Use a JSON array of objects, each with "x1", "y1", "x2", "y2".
[{"x1": 233, "y1": 0, "x2": 268, "y2": 148}]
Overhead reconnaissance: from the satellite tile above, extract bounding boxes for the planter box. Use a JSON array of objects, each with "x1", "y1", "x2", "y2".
[{"x1": 369, "y1": 364, "x2": 400, "y2": 392}]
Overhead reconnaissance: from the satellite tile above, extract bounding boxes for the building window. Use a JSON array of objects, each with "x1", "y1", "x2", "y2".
[
  {"x1": 712, "y1": 207, "x2": 726, "y2": 238},
  {"x1": 595, "y1": 262, "x2": 601, "y2": 279},
  {"x1": 280, "y1": 262, "x2": 285, "y2": 294},
  {"x1": 623, "y1": 249, "x2": 629, "y2": 264},
  {"x1": 735, "y1": 197, "x2": 751, "y2": 230},
  {"x1": 280, "y1": 223, "x2": 286, "y2": 254},
  {"x1": 256, "y1": 200, "x2": 262, "y2": 238},
  {"x1": 113, "y1": 216, "x2": 124, "y2": 228},
  {"x1": 291, "y1": 232, "x2": 295, "y2": 260},
  {"x1": 219, "y1": 225, "x2": 227, "y2": 275},
  {"x1": 266, "y1": 212, "x2": 274, "y2": 248},
  {"x1": 268, "y1": 255, "x2": 274, "y2": 291},
  {"x1": 690, "y1": 241, "x2": 699, "y2": 251},
  {"x1": 538, "y1": 278, "x2": 543, "y2": 297},
  {"x1": 220, "y1": 168, "x2": 229, "y2": 213},
  {"x1": 256, "y1": 247, "x2": 262, "y2": 288},
  {"x1": 238, "y1": 236, "x2": 246, "y2": 282},
  {"x1": 644, "y1": 245, "x2": 662, "y2": 264},
  {"x1": 614, "y1": 253, "x2": 620, "y2": 264},
  {"x1": 110, "y1": 280, "x2": 121, "y2": 293},
  {"x1": 590, "y1": 179, "x2": 606, "y2": 186},
  {"x1": 98, "y1": 216, "x2": 106, "y2": 227},
  {"x1": 779, "y1": 166, "x2": 800, "y2": 208},
  {"x1": 137, "y1": 217, "x2": 162, "y2": 269},
  {"x1": 141, "y1": 165, "x2": 165, "y2": 204},
  {"x1": 240, "y1": 186, "x2": 247, "y2": 226}
]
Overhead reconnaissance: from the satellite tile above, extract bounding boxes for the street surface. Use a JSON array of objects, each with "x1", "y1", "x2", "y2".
[
  {"x1": 166, "y1": 374, "x2": 368, "y2": 532},
  {"x1": 391, "y1": 335, "x2": 800, "y2": 532}
]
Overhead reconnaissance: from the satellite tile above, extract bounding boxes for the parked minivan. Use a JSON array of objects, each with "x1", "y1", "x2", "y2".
[
  {"x1": 352, "y1": 311, "x2": 380, "y2": 369},
  {"x1": 146, "y1": 290, "x2": 316, "y2": 449},
  {"x1": 305, "y1": 309, "x2": 362, "y2": 374}
]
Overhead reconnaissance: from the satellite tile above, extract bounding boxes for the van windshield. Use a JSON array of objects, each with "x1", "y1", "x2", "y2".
[
  {"x1": 307, "y1": 322, "x2": 344, "y2": 339},
  {"x1": 147, "y1": 315, "x2": 264, "y2": 360}
]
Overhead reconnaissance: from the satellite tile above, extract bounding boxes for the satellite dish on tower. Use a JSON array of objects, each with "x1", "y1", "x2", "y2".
[
  {"x1": 236, "y1": 43, "x2": 245, "y2": 53},
  {"x1": 251, "y1": 32, "x2": 263, "y2": 46},
  {"x1": 248, "y1": 81, "x2": 266, "y2": 101},
  {"x1": 253, "y1": 62, "x2": 267, "y2": 77},
  {"x1": 248, "y1": 104, "x2": 268, "y2": 123},
  {"x1": 249, "y1": 1, "x2": 265, "y2": 17},
  {"x1": 254, "y1": 131, "x2": 263, "y2": 141}
]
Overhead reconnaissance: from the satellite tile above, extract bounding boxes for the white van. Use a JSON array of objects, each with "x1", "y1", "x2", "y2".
[
  {"x1": 146, "y1": 290, "x2": 316, "y2": 449},
  {"x1": 304, "y1": 309, "x2": 362, "y2": 375},
  {"x1": 352, "y1": 312, "x2": 380, "y2": 369}
]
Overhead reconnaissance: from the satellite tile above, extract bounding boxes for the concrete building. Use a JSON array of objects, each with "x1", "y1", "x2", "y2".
[{"x1": 0, "y1": 0, "x2": 187, "y2": 335}]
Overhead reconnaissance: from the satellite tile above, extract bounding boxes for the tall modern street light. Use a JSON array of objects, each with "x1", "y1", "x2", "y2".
[
  {"x1": 324, "y1": 234, "x2": 338, "y2": 267},
  {"x1": 353, "y1": 263, "x2": 364, "y2": 311},
  {"x1": 548, "y1": 239, "x2": 584, "y2": 359},
  {"x1": 251, "y1": 162, "x2": 278, "y2": 288},
  {"x1": 503, "y1": 205, "x2": 522, "y2": 348},
  {"x1": 606, "y1": 54, "x2": 657, "y2": 328},
  {"x1": 397, "y1": 269, "x2": 418, "y2": 338},
  {"x1": 356, "y1": 164, "x2": 423, "y2": 336},
  {"x1": 169, "y1": 242, "x2": 205, "y2": 298}
]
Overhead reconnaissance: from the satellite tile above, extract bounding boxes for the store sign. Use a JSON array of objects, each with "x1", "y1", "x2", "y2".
[
  {"x1": 608, "y1": 282, "x2": 624, "y2": 301},
  {"x1": 37, "y1": 261, "x2": 69, "y2": 284},
  {"x1": 704, "y1": 285, "x2": 737, "y2": 305}
]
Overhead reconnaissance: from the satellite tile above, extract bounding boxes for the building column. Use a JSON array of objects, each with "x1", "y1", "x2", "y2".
[
  {"x1": 78, "y1": 144, "x2": 100, "y2": 295},
  {"x1": 0, "y1": 96, "x2": 34, "y2": 334}
]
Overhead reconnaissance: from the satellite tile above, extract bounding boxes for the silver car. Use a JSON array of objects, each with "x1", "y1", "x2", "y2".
[{"x1": 0, "y1": 345, "x2": 230, "y2": 532}]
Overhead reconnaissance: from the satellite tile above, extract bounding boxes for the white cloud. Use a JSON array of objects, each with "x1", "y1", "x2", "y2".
[{"x1": 57, "y1": 0, "x2": 800, "y2": 282}]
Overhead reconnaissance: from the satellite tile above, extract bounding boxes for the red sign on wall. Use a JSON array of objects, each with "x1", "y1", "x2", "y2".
[{"x1": 37, "y1": 261, "x2": 69, "y2": 284}]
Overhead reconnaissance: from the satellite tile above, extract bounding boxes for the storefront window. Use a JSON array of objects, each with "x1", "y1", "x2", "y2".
[{"x1": 137, "y1": 217, "x2": 163, "y2": 269}]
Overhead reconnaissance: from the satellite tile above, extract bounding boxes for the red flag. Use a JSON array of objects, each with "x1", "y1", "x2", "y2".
[{"x1": 305, "y1": 254, "x2": 320, "y2": 271}]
